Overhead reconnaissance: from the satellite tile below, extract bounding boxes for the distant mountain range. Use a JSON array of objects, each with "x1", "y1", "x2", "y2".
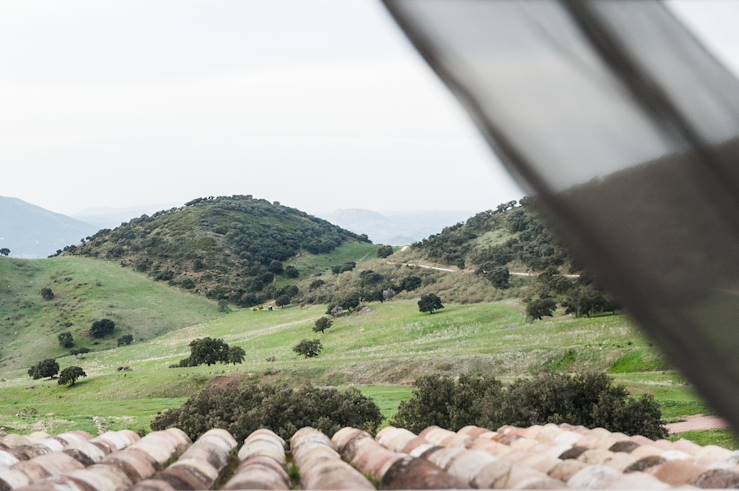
[
  {"x1": 71, "y1": 203, "x2": 178, "y2": 229},
  {"x1": 0, "y1": 196, "x2": 98, "y2": 258},
  {"x1": 320, "y1": 209, "x2": 473, "y2": 245}
]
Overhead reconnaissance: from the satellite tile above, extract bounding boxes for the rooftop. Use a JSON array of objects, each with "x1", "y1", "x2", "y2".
[{"x1": 1, "y1": 423, "x2": 737, "y2": 490}]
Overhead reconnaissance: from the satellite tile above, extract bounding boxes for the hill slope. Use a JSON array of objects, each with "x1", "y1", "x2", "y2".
[
  {"x1": 408, "y1": 199, "x2": 569, "y2": 272},
  {"x1": 0, "y1": 300, "x2": 706, "y2": 441},
  {"x1": 0, "y1": 256, "x2": 222, "y2": 369},
  {"x1": 0, "y1": 197, "x2": 97, "y2": 258},
  {"x1": 63, "y1": 196, "x2": 371, "y2": 307}
]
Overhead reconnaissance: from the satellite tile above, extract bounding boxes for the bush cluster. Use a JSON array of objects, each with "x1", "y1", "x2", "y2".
[
  {"x1": 151, "y1": 382, "x2": 382, "y2": 441},
  {"x1": 393, "y1": 373, "x2": 666, "y2": 439}
]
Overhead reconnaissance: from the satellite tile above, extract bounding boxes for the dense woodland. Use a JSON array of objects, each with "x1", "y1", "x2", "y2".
[{"x1": 60, "y1": 196, "x2": 368, "y2": 306}]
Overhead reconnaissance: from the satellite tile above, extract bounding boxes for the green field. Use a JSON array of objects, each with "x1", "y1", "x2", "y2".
[
  {"x1": 0, "y1": 257, "x2": 222, "y2": 370},
  {"x1": 0, "y1": 256, "x2": 729, "y2": 447},
  {"x1": 284, "y1": 241, "x2": 379, "y2": 278}
]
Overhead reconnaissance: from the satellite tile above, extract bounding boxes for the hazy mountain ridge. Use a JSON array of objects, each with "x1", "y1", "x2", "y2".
[
  {"x1": 0, "y1": 196, "x2": 97, "y2": 258},
  {"x1": 321, "y1": 208, "x2": 474, "y2": 245}
]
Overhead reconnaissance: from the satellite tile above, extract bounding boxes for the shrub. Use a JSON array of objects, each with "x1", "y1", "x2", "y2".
[
  {"x1": 58, "y1": 366, "x2": 87, "y2": 386},
  {"x1": 393, "y1": 374, "x2": 502, "y2": 433},
  {"x1": 480, "y1": 266, "x2": 510, "y2": 289},
  {"x1": 392, "y1": 372, "x2": 666, "y2": 439},
  {"x1": 309, "y1": 279, "x2": 326, "y2": 290},
  {"x1": 117, "y1": 334, "x2": 134, "y2": 346},
  {"x1": 275, "y1": 294, "x2": 291, "y2": 307},
  {"x1": 525, "y1": 297, "x2": 556, "y2": 321},
  {"x1": 70, "y1": 347, "x2": 90, "y2": 356},
  {"x1": 90, "y1": 319, "x2": 115, "y2": 338},
  {"x1": 151, "y1": 382, "x2": 382, "y2": 442},
  {"x1": 331, "y1": 261, "x2": 356, "y2": 274},
  {"x1": 268, "y1": 260, "x2": 284, "y2": 275},
  {"x1": 399, "y1": 276, "x2": 422, "y2": 292},
  {"x1": 28, "y1": 359, "x2": 59, "y2": 380},
  {"x1": 418, "y1": 293, "x2": 444, "y2": 314},
  {"x1": 57, "y1": 332, "x2": 74, "y2": 348},
  {"x1": 41, "y1": 288, "x2": 54, "y2": 300},
  {"x1": 377, "y1": 245, "x2": 394, "y2": 258},
  {"x1": 313, "y1": 316, "x2": 333, "y2": 334},
  {"x1": 293, "y1": 339, "x2": 322, "y2": 358},
  {"x1": 284, "y1": 265, "x2": 299, "y2": 278}
]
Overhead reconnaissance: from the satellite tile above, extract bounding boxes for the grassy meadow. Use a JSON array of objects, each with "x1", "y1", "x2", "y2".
[{"x1": 0, "y1": 256, "x2": 731, "y2": 447}]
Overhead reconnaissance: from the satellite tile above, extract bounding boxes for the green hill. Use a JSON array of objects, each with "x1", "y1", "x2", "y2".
[
  {"x1": 408, "y1": 198, "x2": 569, "y2": 272},
  {"x1": 0, "y1": 256, "x2": 222, "y2": 369},
  {"x1": 61, "y1": 196, "x2": 371, "y2": 307}
]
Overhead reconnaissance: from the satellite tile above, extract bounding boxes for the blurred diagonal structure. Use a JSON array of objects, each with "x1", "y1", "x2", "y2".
[{"x1": 382, "y1": 0, "x2": 739, "y2": 431}]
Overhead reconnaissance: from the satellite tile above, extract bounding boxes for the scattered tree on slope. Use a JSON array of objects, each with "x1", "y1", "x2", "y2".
[{"x1": 58, "y1": 366, "x2": 86, "y2": 386}]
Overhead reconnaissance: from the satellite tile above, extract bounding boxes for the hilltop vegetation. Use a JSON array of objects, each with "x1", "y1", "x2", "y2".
[
  {"x1": 61, "y1": 195, "x2": 369, "y2": 307},
  {"x1": 0, "y1": 256, "x2": 221, "y2": 369}
]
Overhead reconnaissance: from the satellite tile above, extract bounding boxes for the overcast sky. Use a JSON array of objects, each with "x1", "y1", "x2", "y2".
[{"x1": 0, "y1": 1, "x2": 737, "y2": 216}]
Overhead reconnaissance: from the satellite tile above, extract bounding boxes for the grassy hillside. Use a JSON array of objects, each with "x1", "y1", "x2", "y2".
[
  {"x1": 0, "y1": 256, "x2": 222, "y2": 369},
  {"x1": 1, "y1": 299, "x2": 719, "y2": 443},
  {"x1": 62, "y1": 196, "x2": 371, "y2": 307}
]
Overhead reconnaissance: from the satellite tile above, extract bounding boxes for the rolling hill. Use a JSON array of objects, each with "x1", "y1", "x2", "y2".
[
  {"x1": 0, "y1": 196, "x2": 97, "y2": 258},
  {"x1": 0, "y1": 256, "x2": 223, "y2": 370},
  {"x1": 62, "y1": 196, "x2": 372, "y2": 307}
]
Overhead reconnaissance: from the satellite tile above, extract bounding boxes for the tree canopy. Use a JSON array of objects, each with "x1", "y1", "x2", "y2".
[
  {"x1": 58, "y1": 366, "x2": 87, "y2": 386},
  {"x1": 28, "y1": 359, "x2": 59, "y2": 379},
  {"x1": 293, "y1": 339, "x2": 322, "y2": 358},
  {"x1": 418, "y1": 293, "x2": 444, "y2": 314},
  {"x1": 90, "y1": 318, "x2": 115, "y2": 338}
]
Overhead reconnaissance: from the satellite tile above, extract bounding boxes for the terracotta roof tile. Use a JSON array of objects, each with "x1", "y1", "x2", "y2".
[{"x1": 1, "y1": 423, "x2": 738, "y2": 489}]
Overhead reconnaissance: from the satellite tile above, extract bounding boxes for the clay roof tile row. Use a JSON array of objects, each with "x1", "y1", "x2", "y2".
[{"x1": 1, "y1": 423, "x2": 737, "y2": 490}]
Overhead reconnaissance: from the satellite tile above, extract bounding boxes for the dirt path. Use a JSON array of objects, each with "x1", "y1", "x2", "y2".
[
  {"x1": 389, "y1": 260, "x2": 580, "y2": 278},
  {"x1": 666, "y1": 415, "x2": 728, "y2": 434}
]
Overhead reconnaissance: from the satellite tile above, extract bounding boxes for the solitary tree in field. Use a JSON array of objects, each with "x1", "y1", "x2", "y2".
[
  {"x1": 117, "y1": 334, "x2": 134, "y2": 346},
  {"x1": 28, "y1": 359, "x2": 59, "y2": 380},
  {"x1": 0, "y1": 248, "x2": 10, "y2": 256},
  {"x1": 275, "y1": 295, "x2": 291, "y2": 308},
  {"x1": 376, "y1": 245, "x2": 394, "y2": 258},
  {"x1": 293, "y1": 339, "x2": 322, "y2": 358},
  {"x1": 184, "y1": 337, "x2": 230, "y2": 366},
  {"x1": 418, "y1": 293, "x2": 444, "y2": 314},
  {"x1": 90, "y1": 319, "x2": 115, "y2": 338},
  {"x1": 58, "y1": 366, "x2": 87, "y2": 386},
  {"x1": 526, "y1": 297, "x2": 557, "y2": 321},
  {"x1": 41, "y1": 288, "x2": 55, "y2": 300},
  {"x1": 313, "y1": 316, "x2": 333, "y2": 334},
  {"x1": 284, "y1": 265, "x2": 299, "y2": 278},
  {"x1": 228, "y1": 346, "x2": 246, "y2": 365},
  {"x1": 58, "y1": 332, "x2": 74, "y2": 348},
  {"x1": 58, "y1": 366, "x2": 86, "y2": 386}
]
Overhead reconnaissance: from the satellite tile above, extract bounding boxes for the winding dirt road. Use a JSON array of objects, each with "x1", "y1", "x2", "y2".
[{"x1": 389, "y1": 260, "x2": 579, "y2": 278}]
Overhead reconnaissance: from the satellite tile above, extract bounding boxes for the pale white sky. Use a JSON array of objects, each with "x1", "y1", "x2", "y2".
[{"x1": 0, "y1": 1, "x2": 736, "y2": 216}]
